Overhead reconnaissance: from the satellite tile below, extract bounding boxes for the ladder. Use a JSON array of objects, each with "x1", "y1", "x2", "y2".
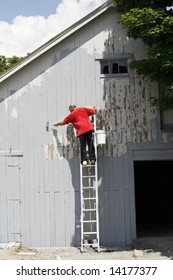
[{"x1": 80, "y1": 115, "x2": 99, "y2": 252}]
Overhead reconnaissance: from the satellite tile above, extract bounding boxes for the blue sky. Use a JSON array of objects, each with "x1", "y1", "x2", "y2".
[
  {"x1": 0, "y1": 0, "x2": 61, "y2": 23},
  {"x1": 0, "y1": 0, "x2": 106, "y2": 57}
]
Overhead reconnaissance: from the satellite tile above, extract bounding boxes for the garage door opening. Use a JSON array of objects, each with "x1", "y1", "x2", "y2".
[{"x1": 134, "y1": 160, "x2": 173, "y2": 237}]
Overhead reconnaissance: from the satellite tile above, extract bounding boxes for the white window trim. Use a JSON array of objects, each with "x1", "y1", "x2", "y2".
[{"x1": 100, "y1": 73, "x2": 129, "y2": 79}]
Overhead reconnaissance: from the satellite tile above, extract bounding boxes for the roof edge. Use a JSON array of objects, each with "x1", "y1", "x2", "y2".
[{"x1": 0, "y1": 0, "x2": 115, "y2": 84}]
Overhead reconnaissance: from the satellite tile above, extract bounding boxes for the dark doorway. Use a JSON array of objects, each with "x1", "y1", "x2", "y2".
[{"x1": 134, "y1": 160, "x2": 173, "y2": 237}]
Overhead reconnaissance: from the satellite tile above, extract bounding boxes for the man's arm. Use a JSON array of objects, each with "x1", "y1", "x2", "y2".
[
  {"x1": 85, "y1": 106, "x2": 97, "y2": 115},
  {"x1": 53, "y1": 121, "x2": 65, "y2": 127}
]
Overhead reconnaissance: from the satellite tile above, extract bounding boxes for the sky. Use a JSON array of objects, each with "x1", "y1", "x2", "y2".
[{"x1": 0, "y1": 0, "x2": 106, "y2": 57}]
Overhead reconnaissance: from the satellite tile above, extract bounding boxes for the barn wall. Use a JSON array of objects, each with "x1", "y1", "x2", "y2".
[{"x1": 0, "y1": 7, "x2": 172, "y2": 247}]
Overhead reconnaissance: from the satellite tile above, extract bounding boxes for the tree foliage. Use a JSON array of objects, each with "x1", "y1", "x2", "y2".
[
  {"x1": 114, "y1": 0, "x2": 173, "y2": 12},
  {"x1": 0, "y1": 55, "x2": 23, "y2": 75},
  {"x1": 114, "y1": 0, "x2": 173, "y2": 109}
]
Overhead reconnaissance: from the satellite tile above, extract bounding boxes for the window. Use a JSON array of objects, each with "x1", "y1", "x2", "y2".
[
  {"x1": 95, "y1": 53, "x2": 133, "y2": 78},
  {"x1": 101, "y1": 59, "x2": 128, "y2": 75}
]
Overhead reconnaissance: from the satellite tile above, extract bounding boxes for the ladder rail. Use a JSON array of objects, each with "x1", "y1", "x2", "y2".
[
  {"x1": 93, "y1": 114, "x2": 100, "y2": 251},
  {"x1": 80, "y1": 163, "x2": 84, "y2": 251}
]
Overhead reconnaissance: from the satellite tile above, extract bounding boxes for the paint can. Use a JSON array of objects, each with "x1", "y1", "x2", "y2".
[{"x1": 96, "y1": 130, "x2": 106, "y2": 145}]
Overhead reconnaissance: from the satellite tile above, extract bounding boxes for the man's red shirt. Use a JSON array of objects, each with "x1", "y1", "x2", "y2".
[{"x1": 63, "y1": 107, "x2": 95, "y2": 136}]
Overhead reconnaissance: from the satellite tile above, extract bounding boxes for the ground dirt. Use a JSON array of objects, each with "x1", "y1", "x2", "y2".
[{"x1": 0, "y1": 237, "x2": 173, "y2": 260}]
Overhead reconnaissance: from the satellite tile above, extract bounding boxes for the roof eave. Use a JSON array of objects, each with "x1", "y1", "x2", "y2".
[{"x1": 0, "y1": 0, "x2": 115, "y2": 84}]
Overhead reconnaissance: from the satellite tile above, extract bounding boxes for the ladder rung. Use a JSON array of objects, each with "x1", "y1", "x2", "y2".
[
  {"x1": 82, "y1": 243, "x2": 99, "y2": 247},
  {"x1": 82, "y1": 209, "x2": 96, "y2": 211},
  {"x1": 83, "y1": 232, "x2": 97, "y2": 234},
  {"x1": 82, "y1": 165, "x2": 95, "y2": 167},
  {"x1": 83, "y1": 244, "x2": 99, "y2": 248},
  {"x1": 83, "y1": 220, "x2": 97, "y2": 223},
  {"x1": 83, "y1": 197, "x2": 96, "y2": 200},
  {"x1": 82, "y1": 175, "x2": 96, "y2": 178},
  {"x1": 82, "y1": 187, "x2": 95, "y2": 189}
]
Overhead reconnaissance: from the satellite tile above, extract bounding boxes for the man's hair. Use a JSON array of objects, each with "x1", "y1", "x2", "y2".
[{"x1": 69, "y1": 105, "x2": 76, "y2": 109}]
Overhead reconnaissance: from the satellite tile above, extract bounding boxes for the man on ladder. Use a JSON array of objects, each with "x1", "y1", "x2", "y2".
[
  {"x1": 53, "y1": 105, "x2": 97, "y2": 166},
  {"x1": 53, "y1": 105, "x2": 99, "y2": 252}
]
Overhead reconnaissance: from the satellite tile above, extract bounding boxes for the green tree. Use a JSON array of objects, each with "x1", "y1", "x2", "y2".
[
  {"x1": 114, "y1": 0, "x2": 173, "y2": 11},
  {"x1": 114, "y1": 0, "x2": 173, "y2": 109},
  {"x1": 0, "y1": 55, "x2": 23, "y2": 75}
]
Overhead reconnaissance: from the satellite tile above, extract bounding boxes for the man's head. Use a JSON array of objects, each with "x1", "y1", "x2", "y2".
[{"x1": 69, "y1": 105, "x2": 76, "y2": 112}]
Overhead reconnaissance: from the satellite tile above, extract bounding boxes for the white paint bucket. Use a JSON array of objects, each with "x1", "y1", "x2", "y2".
[{"x1": 96, "y1": 130, "x2": 106, "y2": 145}]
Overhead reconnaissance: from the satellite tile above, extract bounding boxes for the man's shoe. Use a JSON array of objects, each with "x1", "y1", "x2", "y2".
[
  {"x1": 90, "y1": 160, "x2": 95, "y2": 165},
  {"x1": 82, "y1": 161, "x2": 87, "y2": 166}
]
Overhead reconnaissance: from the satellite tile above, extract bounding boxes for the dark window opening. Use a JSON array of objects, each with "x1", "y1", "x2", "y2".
[
  {"x1": 101, "y1": 61, "x2": 109, "y2": 74},
  {"x1": 119, "y1": 59, "x2": 128, "y2": 73},
  {"x1": 112, "y1": 62, "x2": 118, "y2": 73},
  {"x1": 103, "y1": 64, "x2": 109, "y2": 74},
  {"x1": 100, "y1": 59, "x2": 128, "y2": 75}
]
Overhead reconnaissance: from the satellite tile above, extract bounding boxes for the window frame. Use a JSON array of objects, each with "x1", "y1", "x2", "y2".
[
  {"x1": 100, "y1": 58, "x2": 128, "y2": 76},
  {"x1": 95, "y1": 53, "x2": 133, "y2": 79}
]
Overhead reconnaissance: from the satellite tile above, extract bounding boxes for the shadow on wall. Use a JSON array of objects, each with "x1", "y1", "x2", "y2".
[
  {"x1": 62, "y1": 125, "x2": 81, "y2": 246},
  {"x1": 44, "y1": 122, "x2": 107, "y2": 246},
  {"x1": 44, "y1": 124, "x2": 82, "y2": 246}
]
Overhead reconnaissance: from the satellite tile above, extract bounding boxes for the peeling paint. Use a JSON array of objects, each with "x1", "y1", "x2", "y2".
[
  {"x1": 43, "y1": 131, "x2": 80, "y2": 160},
  {"x1": 95, "y1": 75, "x2": 160, "y2": 157}
]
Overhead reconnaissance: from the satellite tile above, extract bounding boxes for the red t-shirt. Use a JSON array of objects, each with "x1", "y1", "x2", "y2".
[{"x1": 63, "y1": 107, "x2": 95, "y2": 136}]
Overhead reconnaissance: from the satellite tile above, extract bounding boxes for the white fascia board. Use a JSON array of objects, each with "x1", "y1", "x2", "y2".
[
  {"x1": 95, "y1": 53, "x2": 134, "y2": 60},
  {"x1": 0, "y1": 1, "x2": 115, "y2": 84}
]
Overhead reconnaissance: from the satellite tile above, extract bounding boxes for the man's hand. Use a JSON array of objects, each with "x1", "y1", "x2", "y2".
[{"x1": 92, "y1": 106, "x2": 97, "y2": 112}]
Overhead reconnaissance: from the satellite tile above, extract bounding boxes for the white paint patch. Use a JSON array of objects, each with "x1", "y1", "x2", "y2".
[
  {"x1": 31, "y1": 76, "x2": 44, "y2": 88},
  {"x1": 43, "y1": 134, "x2": 71, "y2": 160},
  {"x1": 11, "y1": 107, "x2": 18, "y2": 119},
  {"x1": 4, "y1": 98, "x2": 9, "y2": 113},
  {"x1": 16, "y1": 88, "x2": 24, "y2": 98}
]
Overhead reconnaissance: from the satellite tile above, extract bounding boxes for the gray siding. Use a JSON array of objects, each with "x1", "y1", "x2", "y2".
[{"x1": 0, "y1": 5, "x2": 173, "y2": 247}]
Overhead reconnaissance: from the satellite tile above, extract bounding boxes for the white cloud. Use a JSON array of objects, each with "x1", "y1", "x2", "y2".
[{"x1": 0, "y1": 0, "x2": 106, "y2": 57}]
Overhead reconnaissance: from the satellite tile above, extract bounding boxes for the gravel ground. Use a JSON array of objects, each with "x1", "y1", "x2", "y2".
[{"x1": 0, "y1": 237, "x2": 173, "y2": 260}]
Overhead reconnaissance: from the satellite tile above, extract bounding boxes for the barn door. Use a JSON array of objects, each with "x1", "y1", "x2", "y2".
[{"x1": 0, "y1": 154, "x2": 22, "y2": 243}]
